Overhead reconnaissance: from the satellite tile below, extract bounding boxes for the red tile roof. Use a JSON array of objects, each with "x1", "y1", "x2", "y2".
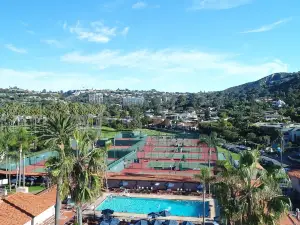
[
  {"x1": 279, "y1": 214, "x2": 300, "y2": 225},
  {"x1": 288, "y1": 170, "x2": 300, "y2": 179},
  {"x1": 0, "y1": 187, "x2": 56, "y2": 225}
]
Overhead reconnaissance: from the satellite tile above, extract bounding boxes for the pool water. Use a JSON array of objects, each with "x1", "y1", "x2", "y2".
[{"x1": 96, "y1": 196, "x2": 209, "y2": 217}]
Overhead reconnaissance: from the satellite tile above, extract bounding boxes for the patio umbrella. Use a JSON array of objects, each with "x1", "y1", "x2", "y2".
[
  {"x1": 120, "y1": 181, "x2": 129, "y2": 187},
  {"x1": 159, "y1": 210, "x2": 171, "y2": 217},
  {"x1": 164, "y1": 220, "x2": 178, "y2": 225},
  {"x1": 148, "y1": 212, "x2": 159, "y2": 219},
  {"x1": 101, "y1": 209, "x2": 114, "y2": 215},
  {"x1": 109, "y1": 217, "x2": 120, "y2": 225},
  {"x1": 165, "y1": 183, "x2": 175, "y2": 189},
  {"x1": 197, "y1": 184, "x2": 203, "y2": 191},
  {"x1": 135, "y1": 220, "x2": 149, "y2": 225},
  {"x1": 100, "y1": 221, "x2": 110, "y2": 225},
  {"x1": 182, "y1": 222, "x2": 195, "y2": 225},
  {"x1": 151, "y1": 220, "x2": 164, "y2": 225}
]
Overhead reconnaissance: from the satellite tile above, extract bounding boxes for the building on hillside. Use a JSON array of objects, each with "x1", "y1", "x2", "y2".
[
  {"x1": 122, "y1": 96, "x2": 144, "y2": 107},
  {"x1": 89, "y1": 93, "x2": 103, "y2": 104},
  {"x1": 0, "y1": 187, "x2": 56, "y2": 225},
  {"x1": 288, "y1": 170, "x2": 300, "y2": 201},
  {"x1": 273, "y1": 99, "x2": 286, "y2": 108}
]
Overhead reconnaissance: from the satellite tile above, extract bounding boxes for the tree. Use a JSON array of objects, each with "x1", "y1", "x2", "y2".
[
  {"x1": 10, "y1": 127, "x2": 32, "y2": 187},
  {"x1": 194, "y1": 168, "x2": 215, "y2": 225},
  {"x1": 204, "y1": 109, "x2": 211, "y2": 120},
  {"x1": 38, "y1": 113, "x2": 77, "y2": 225},
  {"x1": 246, "y1": 132, "x2": 257, "y2": 142},
  {"x1": 69, "y1": 130, "x2": 107, "y2": 225},
  {"x1": 215, "y1": 150, "x2": 291, "y2": 225}
]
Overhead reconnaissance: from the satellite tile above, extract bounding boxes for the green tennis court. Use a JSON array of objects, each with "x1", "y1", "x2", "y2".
[
  {"x1": 153, "y1": 147, "x2": 202, "y2": 152},
  {"x1": 32, "y1": 168, "x2": 47, "y2": 173},
  {"x1": 148, "y1": 161, "x2": 208, "y2": 169},
  {"x1": 145, "y1": 152, "x2": 202, "y2": 159}
]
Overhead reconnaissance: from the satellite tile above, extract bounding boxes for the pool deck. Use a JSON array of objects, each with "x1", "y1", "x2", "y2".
[{"x1": 83, "y1": 192, "x2": 218, "y2": 224}]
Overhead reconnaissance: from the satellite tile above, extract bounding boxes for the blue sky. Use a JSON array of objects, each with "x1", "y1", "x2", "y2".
[{"x1": 0, "y1": 0, "x2": 299, "y2": 92}]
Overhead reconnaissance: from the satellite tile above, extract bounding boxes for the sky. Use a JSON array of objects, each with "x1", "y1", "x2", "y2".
[{"x1": 0, "y1": 0, "x2": 299, "y2": 92}]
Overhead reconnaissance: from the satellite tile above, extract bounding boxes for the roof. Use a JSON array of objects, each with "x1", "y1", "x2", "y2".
[
  {"x1": 107, "y1": 172, "x2": 198, "y2": 183},
  {"x1": 279, "y1": 214, "x2": 300, "y2": 225},
  {"x1": 0, "y1": 200, "x2": 31, "y2": 225},
  {"x1": 0, "y1": 187, "x2": 56, "y2": 225},
  {"x1": 288, "y1": 170, "x2": 300, "y2": 179}
]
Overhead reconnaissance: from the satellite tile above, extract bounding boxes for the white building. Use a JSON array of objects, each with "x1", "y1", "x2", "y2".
[
  {"x1": 89, "y1": 93, "x2": 103, "y2": 104},
  {"x1": 272, "y1": 99, "x2": 286, "y2": 108},
  {"x1": 122, "y1": 96, "x2": 144, "y2": 107}
]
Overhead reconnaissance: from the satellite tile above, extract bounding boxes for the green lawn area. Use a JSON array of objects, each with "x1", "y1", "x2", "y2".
[
  {"x1": 217, "y1": 146, "x2": 241, "y2": 161},
  {"x1": 136, "y1": 129, "x2": 173, "y2": 136},
  {"x1": 7, "y1": 185, "x2": 45, "y2": 194},
  {"x1": 94, "y1": 127, "x2": 174, "y2": 139},
  {"x1": 29, "y1": 185, "x2": 45, "y2": 194},
  {"x1": 101, "y1": 126, "x2": 119, "y2": 138}
]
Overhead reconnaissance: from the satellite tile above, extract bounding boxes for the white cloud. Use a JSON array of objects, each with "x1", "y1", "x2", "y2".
[
  {"x1": 26, "y1": 30, "x2": 35, "y2": 35},
  {"x1": 5, "y1": 44, "x2": 27, "y2": 54},
  {"x1": 41, "y1": 39, "x2": 64, "y2": 48},
  {"x1": 132, "y1": 1, "x2": 147, "y2": 9},
  {"x1": 61, "y1": 49, "x2": 288, "y2": 81},
  {"x1": 0, "y1": 68, "x2": 140, "y2": 91},
  {"x1": 189, "y1": 0, "x2": 251, "y2": 10},
  {"x1": 121, "y1": 27, "x2": 130, "y2": 36},
  {"x1": 63, "y1": 21, "x2": 68, "y2": 30},
  {"x1": 68, "y1": 20, "x2": 127, "y2": 43},
  {"x1": 241, "y1": 18, "x2": 292, "y2": 33}
]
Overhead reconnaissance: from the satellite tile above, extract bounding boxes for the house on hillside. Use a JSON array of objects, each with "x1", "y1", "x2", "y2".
[
  {"x1": 273, "y1": 99, "x2": 286, "y2": 108},
  {"x1": 288, "y1": 170, "x2": 300, "y2": 201}
]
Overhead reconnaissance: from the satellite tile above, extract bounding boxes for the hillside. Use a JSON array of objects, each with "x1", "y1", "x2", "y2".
[{"x1": 224, "y1": 72, "x2": 300, "y2": 94}]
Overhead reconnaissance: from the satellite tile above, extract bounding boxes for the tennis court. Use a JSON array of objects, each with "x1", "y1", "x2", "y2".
[
  {"x1": 147, "y1": 161, "x2": 209, "y2": 170},
  {"x1": 144, "y1": 152, "x2": 202, "y2": 159},
  {"x1": 153, "y1": 147, "x2": 202, "y2": 152}
]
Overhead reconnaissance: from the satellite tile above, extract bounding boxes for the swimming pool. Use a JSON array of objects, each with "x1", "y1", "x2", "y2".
[{"x1": 96, "y1": 196, "x2": 209, "y2": 217}]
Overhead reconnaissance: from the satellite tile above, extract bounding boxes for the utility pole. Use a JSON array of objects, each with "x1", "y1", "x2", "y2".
[
  {"x1": 280, "y1": 135, "x2": 284, "y2": 168},
  {"x1": 23, "y1": 155, "x2": 26, "y2": 187},
  {"x1": 208, "y1": 135, "x2": 211, "y2": 195},
  {"x1": 19, "y1": 148, "x2": 22, "y2": 187},
  {"x1": 8, "y1": 157, "x2": 11, "y2": 192}
]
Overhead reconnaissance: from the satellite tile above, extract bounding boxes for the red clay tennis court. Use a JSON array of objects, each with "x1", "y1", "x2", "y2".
[{"x1": 122, "y1": 136, "x2": 217, "y2": 176}]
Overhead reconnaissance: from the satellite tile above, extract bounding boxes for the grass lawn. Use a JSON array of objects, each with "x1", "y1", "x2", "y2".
[
  {"x1": 101, "y1": 126, "x2": 119, "y2": 138},
  {"x1": 217, "y1": 146, "x2": 241, "y2": 161},
  {"x1": 100, "y1": 127, "x2": 174, "y2": 138},
  {"x1": 136, "y1": 129, "x2": 173, "y2": 136},
  {"x1": 29, "y1": 185, "x2": 45, "y2": 194},
  {"x1": 7, "y1": 185, "x2": 45, "y2": 194}
]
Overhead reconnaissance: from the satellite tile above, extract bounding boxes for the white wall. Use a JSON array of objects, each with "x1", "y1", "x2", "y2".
[
  {"x1": 34, "y1": 205, "x2": 55, "y2": 225},
  {"x1": 23, "y1": 205, "x2": 55, "y2": 225}
]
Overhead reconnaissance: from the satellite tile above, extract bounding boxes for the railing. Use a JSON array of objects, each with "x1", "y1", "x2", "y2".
[{"x1": 108, "y1": 136, "x2": 147, "y2": 171}]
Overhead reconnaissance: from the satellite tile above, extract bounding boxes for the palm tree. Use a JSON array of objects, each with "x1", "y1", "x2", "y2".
[
  {"x1": 10, "y1": 127, "x2": 31, "y2": 187},
  {"x1": 215, "y1": 150, "x2": 291, "y2": 225},
  {"x1": 38, "y1": 113, "x2": 77, "y2": 225},
  {"x1": 69, "y1": 130, "x2": 106, "y2": 225},
  {"x1": 0, "y1": 127, "x2": 16, "y2": 191},
  {"x1": 194, "y1": 167, "x2": 215, "y2": 225}
]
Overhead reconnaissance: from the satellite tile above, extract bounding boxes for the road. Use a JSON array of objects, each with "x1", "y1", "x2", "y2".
[
  {"x1": 261, "y1": 154, "x2": 300, "y2": 169},
  {"x1": 260, "y1": 155, "x2": 288, "y2": 167}
]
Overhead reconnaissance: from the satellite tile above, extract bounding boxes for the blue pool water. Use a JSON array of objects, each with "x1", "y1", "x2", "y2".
[{"x1": 96, "y1": 196, "x2": 209, "y2": 217}]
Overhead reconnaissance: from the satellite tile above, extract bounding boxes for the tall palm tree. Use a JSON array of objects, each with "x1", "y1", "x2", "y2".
[
  {"x1": 69, "y1": 130, "x2": 106, "y2": 225},
  {"x1": 38, "y1": 113, "x2": 77, "y2": 225},
  {"x1": 215, "y1": 150, "x2": 291, "y2": 225},
  {"x1": 0, "y1": 127, "x2": 16, "y2": 191},
  {"x1": 10, "y1": 127, "x2": 31, "y2": 187},
  {"x1": 194, "y1": 167, "x2": 215, "y2": 225}
]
